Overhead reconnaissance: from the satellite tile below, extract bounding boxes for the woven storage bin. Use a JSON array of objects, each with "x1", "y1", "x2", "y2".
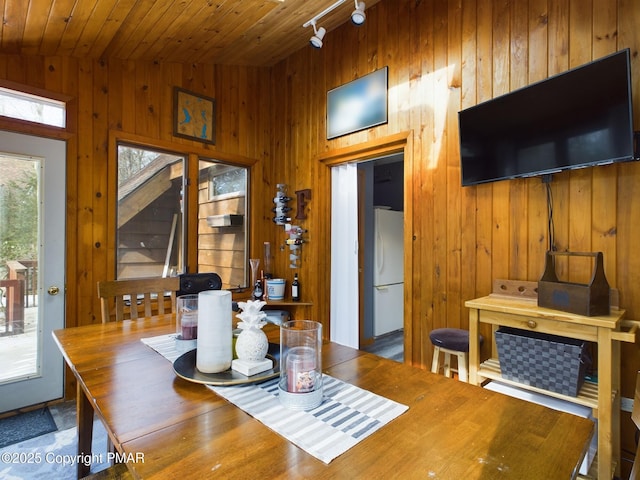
[{"x1": 495, "y1": 327, "x2": 590, "y2": 396}]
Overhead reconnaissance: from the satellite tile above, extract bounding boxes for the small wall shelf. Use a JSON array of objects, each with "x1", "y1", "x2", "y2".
[{"x1": 264, "y1": 299, "x2": 312, "y2": 307}]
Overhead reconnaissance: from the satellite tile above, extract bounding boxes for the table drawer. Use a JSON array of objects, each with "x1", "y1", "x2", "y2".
[{"x1": 479, "y1": 310, "x2": 599, "y2": 342}]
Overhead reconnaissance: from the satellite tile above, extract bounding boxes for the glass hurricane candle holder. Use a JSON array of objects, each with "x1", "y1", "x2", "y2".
[
  {"x1": 176, "y1": 294, "x2": 198, "y2": 340},
  {"x1": 278, "y1": 320, "x2": 323, "y2": 410}
]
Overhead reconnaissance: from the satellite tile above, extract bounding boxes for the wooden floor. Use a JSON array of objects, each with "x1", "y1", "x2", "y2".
[{"x1": 361, "y1": 329, "x2": 403, "y2": 363}]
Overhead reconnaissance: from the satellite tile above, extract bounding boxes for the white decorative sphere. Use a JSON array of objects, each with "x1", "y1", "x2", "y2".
[{"x1": 235, "y1": 327, "x2": 269, "y2": 361}]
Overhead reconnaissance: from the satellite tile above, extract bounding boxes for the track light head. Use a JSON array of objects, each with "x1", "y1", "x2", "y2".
[
  {"x1": 351, "y1": 1, "x2": 366, "y2": 25},
  {"x1": 310, "y1": 23, "x2": 326, "y2": 49}
]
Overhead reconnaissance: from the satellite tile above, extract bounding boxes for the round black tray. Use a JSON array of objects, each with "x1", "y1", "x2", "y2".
[{"x1": 173, "y1": 342, "x2": 280, "y2": 386}]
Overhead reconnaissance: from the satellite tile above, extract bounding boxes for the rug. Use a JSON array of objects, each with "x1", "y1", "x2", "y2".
[
  {"x1": 0, "y1": 408, "x2": 57, "y2": 448},
  {"x1": 0, "y1": 423, "x2": 110, "y2": 479}
]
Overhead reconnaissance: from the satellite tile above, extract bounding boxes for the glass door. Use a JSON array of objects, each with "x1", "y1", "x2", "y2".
[{"x1": 0, "y1": 131, "x2": 66, "y2": 412}]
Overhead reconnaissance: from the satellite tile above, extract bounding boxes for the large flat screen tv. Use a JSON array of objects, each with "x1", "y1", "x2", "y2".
[{"x1": 458, "y1": 49, "x2": 636, "y2": 186}]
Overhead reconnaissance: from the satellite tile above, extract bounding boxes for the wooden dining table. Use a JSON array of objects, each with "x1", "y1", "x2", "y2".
[{"x1": 53, "y1": 314, "x2": 594, "y2": 479}]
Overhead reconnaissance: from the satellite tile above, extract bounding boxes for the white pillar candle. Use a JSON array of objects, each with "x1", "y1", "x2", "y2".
[{"x1": 196, "y1": 290, "x2": 232, "y2": 373}]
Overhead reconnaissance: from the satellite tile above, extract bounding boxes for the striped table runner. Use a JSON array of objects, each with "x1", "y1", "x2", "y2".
[
  {"x1": 142, "y1": 334, "x2": 408, "y2": 464},
  {"x1": 141, "y1": 333, "x2": 186, "y2": 362}
]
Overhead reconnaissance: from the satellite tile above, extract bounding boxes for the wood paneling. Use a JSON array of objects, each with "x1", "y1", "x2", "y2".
[
  {"x1": 0, "y1": 57, "x2": 269, "y2": 407},
  {"x1": 268, "y1": 3, "x2": 640, "y2": 473},
  {"x1": 2, "y1": 0, "x2": 385, "y2": 67},
  {"x1": 269, "y1": 0, "x2": 640, "y2": 359},
  {"x1": 2, "y1": 0, "x2": 640, "y2": 471}
]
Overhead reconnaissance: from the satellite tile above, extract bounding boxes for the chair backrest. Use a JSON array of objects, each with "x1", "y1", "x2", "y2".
[
  {"x1": 97, "y1": 276, "x2": 180, "y2": 323},
  {"x1": 631, "y1": 371, "x2": 640, "y2": 479},
  {"x1": 177, "y1": 272, "x2": 222, "y2": 297}
]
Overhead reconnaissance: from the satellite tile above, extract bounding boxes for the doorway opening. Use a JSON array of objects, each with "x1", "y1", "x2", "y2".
[
  {"x1": 359, "y1": 154, "x2": 404, "y2": 362},
  {"x1": 325, "y1": 131, "x2": 412, "y2": 362}
]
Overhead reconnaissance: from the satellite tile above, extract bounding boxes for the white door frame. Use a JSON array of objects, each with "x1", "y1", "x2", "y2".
[
  {"x1": 324, "y1": 132, "x2": 411, "y2": 355},
  {"x1": 0, "y1": 131, "x2": 66, "y2": 412}
]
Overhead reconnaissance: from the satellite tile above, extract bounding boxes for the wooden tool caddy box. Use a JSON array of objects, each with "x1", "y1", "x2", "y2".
[{"x1": 538, "y1": 251, "x2": 610, "y2": 316}]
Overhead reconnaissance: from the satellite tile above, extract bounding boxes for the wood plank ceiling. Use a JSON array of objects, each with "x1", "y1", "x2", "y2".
[{"x1": 1, "y1": 0, "x2": 383, "y2": 67}]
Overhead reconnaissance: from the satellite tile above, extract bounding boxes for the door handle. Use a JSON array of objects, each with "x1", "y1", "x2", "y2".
[{"x1": 47, "y1": 286, "x2": 60, "y2": 296}]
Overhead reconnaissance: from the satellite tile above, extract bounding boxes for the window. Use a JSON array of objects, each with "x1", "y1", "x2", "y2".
[
  {"x1": 116, "y1": 144, "x2": 186, "y2": 279},
  {"x1": 115, "y1": 142, "x2": 250, "y2": 289},
  {"x1": 209, "y1": 164, "x2": 247, "y2": 199},
  {"x1": 0, "y1": 88, "x2": 65, "y2": 128},
  {"x1": 199, "y1": 160, "x2": 248, "y2": 288}
]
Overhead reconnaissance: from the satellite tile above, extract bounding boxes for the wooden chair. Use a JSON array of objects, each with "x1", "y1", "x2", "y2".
[
  {"x1": 97, "y1": 276, "x2": 180, "y2": 323},
  {"x1": 92, "y1": 276, "x2": 183, "y2": 475},
  {"x1": 630, "y1": 371, "x2": 640, "y2": 479}
]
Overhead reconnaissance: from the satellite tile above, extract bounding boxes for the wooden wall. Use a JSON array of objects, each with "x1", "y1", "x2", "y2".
[
  {"x1": 268, "y1": 0, "x2": 640, "y2": 353},
  {"x1": 269, "y1": 0, "x2": 640, "y2": 362},
  {"x1": 0, "y1": 58, "x2": 271, "y2": 332},
  {"x1": 267, "y1": 0, "x2": 640, "y2": 471},
  {"x1": 2, "y1": 0, "x2": 640, "y2": 470}
]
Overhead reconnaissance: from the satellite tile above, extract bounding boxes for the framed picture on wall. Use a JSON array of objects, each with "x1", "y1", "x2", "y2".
[
  {"x1": 327, "y1": 67, "x2": 388, "y2": 139},
  {"x1": 173, "y1": 87, "x2": 216, "y2": 145}
]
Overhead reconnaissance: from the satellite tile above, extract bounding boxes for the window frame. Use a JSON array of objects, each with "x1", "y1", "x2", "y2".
[
  {"x1": 108, "y1": 131, "x2": 256, "y2": 288},
  {"x1": 115, "y1": 142, "x2": 187, "y2": 279},
  {"x1": 199, "y1": 158, "x2": 249, "y2": 289},
  {"x1": 0, "y1": 81, "x2": 72, "y2": 134}
]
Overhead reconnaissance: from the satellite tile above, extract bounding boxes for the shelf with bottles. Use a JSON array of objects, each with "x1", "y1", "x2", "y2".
[
  {"x1": 232, "y1": 294, "x2": 311, "y2": 306},
  {"x1": 263, "y1": 298, "x2": 312, "y2": 306},
  {"x1": 231, "y1": 292, "x2": 311, "y2": 306}
]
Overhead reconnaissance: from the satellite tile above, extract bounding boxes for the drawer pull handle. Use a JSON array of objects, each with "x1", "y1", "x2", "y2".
[{"x1": 527, "y1": 320, "x2": 537, "y2": 329}]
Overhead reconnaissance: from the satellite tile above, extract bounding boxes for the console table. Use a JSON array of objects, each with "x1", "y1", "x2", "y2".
[{"x1": 466, "y1": 294, "x2": 638, "y2": 480}]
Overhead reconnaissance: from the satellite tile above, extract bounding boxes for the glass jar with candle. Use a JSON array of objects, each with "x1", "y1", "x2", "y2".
[
  {"x1": 176, "y1": 294, "x2": 199, "y2": 340},
  {"x1": 278, "y1": 320, "x2": 323, "y2": 410}
]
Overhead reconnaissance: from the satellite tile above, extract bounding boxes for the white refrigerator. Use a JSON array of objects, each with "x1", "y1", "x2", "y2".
[{"x1": 373, "y1": 208, "x2": 404, "y2": 336}]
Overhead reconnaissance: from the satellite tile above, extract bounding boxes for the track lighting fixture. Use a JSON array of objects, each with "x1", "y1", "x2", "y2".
[
  {"x1": 302, "y1": 0, "x2": 366, "y2": 49},
  {"x1": 309, "y1": 21, "x2": 326, "y2": 49},
  {"x1": 351, "y1": 1, "x2": 366, "y2": 25}
]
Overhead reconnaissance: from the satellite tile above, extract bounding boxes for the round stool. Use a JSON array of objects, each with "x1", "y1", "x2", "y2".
[{"x1": 429, "y1": 328, "x2": 483, "y2": 382}]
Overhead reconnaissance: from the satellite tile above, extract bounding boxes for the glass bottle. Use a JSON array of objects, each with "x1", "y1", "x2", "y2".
[
  {"x1": 253, "y1": 279, "x2": 264, "y2": 300},
  {"x1": 291, "y1": 273, "x2": 300, "y2": 302}
]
